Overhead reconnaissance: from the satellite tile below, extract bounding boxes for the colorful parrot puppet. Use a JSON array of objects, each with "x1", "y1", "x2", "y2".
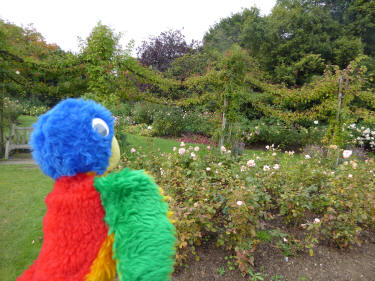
[{"x1": 17, "y1": 98, "x2": 176, "y2": 281}]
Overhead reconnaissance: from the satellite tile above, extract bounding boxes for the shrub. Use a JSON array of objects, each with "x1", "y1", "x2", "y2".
[
  {"x1": 81, "y1": 92, "x2": 122, "y2": 114},
  {"x1": 111, "y1": 103, "x2": 132, "y2": 117},
  {"x1": 152, "y1": 107, "x2": 185, "y2": 137},
  {"x1": 241, "y1": 117, "x2": 325, "y2": 149},
  {"x1": 3, "y1": 97, "x2": 23, "y2": 123},
  {"x1": 132, "y1": 102, "x2": 162, "y2": 125},
  {"x1": 123, "y1": 123, "x2": 153, "y2": 137},
  {"x1": 183, "y1": 110, "x2": 217, "y2": 137},
  {"x1": 22, "y1": 104, "x2": 49, "y2": 116},
  {"x1": 345, "y1": 123, "x2": 375, "y2": 151},
  {"x1": 121, "y1": 144, "x2": 375, "y2": 272}
]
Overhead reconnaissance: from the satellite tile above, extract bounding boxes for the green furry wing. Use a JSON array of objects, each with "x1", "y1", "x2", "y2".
[{"x1": 94, "y1": 168, "x2": 176, "y2": 281}]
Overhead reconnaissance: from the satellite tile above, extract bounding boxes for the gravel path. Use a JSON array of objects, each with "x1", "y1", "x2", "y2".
[
  {"x1": 0, "y1": 159, "x2": 36, "y2": 165},
  {"x1": 0, "y1": 153, "x2": 36, "y2": 165}
]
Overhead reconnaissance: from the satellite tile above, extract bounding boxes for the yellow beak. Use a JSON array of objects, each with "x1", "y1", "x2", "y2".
[{"x1": 106, "y1": 136, "x2": 120, "y2": 173}]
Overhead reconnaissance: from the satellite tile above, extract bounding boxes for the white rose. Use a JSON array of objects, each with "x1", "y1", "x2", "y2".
[
  {"x1": 342, "y1": 150, "x2": 352, "y2": 159},
  {"x1": 313, "y1": 218, "x2": 320, "y2": 224},
  {"x1": 263, "y1": 165, "x2": 270, "y2": 171},
  {"x1": 247, "y1": 160, "x2": 256, "y2": 167}
]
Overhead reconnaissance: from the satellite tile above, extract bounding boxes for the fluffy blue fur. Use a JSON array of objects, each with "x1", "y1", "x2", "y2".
[{"x1": 30, "y1": 98, "x2": 114, "y2": 180}]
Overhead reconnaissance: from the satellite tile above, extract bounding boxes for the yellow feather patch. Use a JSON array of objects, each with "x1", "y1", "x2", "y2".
[
  {"x1": 85, "y1": 234, "x2": 116, "y2": 281},
  {"x1": 159, "y1": 188, "x2": 176, "y2": 224}
]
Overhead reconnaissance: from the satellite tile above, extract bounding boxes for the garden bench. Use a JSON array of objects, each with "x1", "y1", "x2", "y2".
[{"x1": 4, "y1": 124, "x2": 33, "y2": 159}]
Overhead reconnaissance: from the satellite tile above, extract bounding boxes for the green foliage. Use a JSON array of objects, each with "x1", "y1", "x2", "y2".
[
  {"x1": 241, "y1": 117, "x2": 325, "y2": 149},
  {"x1": 81, "y1": 92, "x2": 123, "y2": 115},
  {"x1": 272, "y1": 275, "x2": 284, "y2": 281},
  {"x1": 292, "y1": 54, "x2": 326, "y2": 85},
  {"x1": 248, "y1": 269, "x2": 264, "y2": 281},
  {"x1": 166, "y1": 51, "x2": 211, "y2": 81},
  {"x1": 185, "y1": 45, "x2": 260, "y2": 147},
  {"x1": 123, "y1": 143, "x2": 375, "y2": 271},
  {"x1": 0, "y1": 20, "x2": 88, "y2": 106},
  {"x1": 217, "y1": 266, "x2": 226, "y2": 276},
  {"x1": 20, "y1": 98, "x2": 49, "y2": 116},
  {"x1": 81, "y1": 22, "x2": 120, "y2": 101},
  {"x1": 132, "y1": 102, "x2": 161, "y2": 125},
  {"x1": 152, "y1": 107, "x2": 185, "y2": 137},
  {"x1": 344, "y1": 123, "x2": 375, "y2": 151},
  {"x1": 123, "y1": 123, "x2": 154, "y2": 137},
  {"x1": 2, "y1": 97, "x2": 23, "y2": 124},
  {"x1": 110, "y1": 103, "x2": 132, "y2": 117},
  {"x1": 182, "y1": 110, "x2": 217, "y2": 137},
  {"x1": 333, "y1": 36, "x2": 363, "y2": 68},
  {"x1": 203, "y1": 0, "x2": 374, "y2": 85}
]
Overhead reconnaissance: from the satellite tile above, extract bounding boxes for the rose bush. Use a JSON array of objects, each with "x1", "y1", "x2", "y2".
[{"x1": 121, "y1": 144, "x2": 375, "y2": 272}]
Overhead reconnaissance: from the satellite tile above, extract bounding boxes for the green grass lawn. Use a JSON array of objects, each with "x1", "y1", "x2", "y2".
[
  {"x1": 124, "y1": 134, "x2": 182, "y2": 154},
  {"x1": 0, "y1": 165, "x2": 53, "y2": 281}
]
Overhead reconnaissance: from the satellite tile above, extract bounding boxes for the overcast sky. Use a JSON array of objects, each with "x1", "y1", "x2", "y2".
[{"x1": 1, "y1": 0, "x2": 276, "y2": 54}]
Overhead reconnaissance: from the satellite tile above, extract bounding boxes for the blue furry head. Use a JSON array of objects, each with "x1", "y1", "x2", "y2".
[{"x1": 30, "y1": 98, "x2": 114, "y2": 180}]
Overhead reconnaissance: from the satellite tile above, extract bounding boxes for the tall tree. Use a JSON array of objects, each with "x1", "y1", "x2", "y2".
[
  {"x1": 203, "y1": 0, "x2": 369, "y2": 85},
  {"x1": 81, "y1": 22, "x2": 121, "y2": 100},
  {"x1": 137, "y1": 30, "x2": 195, "y2": 72}
]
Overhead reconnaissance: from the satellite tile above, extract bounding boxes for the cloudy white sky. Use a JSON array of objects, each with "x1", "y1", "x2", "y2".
[{"x1": 1, "y1": 0, "x2": 276, "y2": 54}]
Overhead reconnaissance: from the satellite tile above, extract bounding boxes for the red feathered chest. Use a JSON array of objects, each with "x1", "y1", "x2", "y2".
[{"x1": 17, "y1": 174, "x2": 108, "y2": 281}]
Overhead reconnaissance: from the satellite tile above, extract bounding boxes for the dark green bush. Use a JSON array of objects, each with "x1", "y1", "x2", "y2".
[
  {"x1": 132, "y1": 102, "x2": 162, "y2": 125},
  {"x1": 111, "y1": 103, "x2": 132, "y2": 117},
  {"x1": 242, "y1": 117, "x2": 325, "y2": 149},
  {"x1": 3, "y1": 97, "x2": 23, "y2": 123},
  {"x1": 183, "y1": 110, "x2": 216, "y2": 137},
  {"x1": 152, "y1": 107, "x2": 185, "y2": 137}
]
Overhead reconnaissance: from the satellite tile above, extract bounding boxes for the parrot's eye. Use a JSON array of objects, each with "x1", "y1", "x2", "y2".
[{"x1": 92, "y1": 118, "x2": 109, "y2": 137}]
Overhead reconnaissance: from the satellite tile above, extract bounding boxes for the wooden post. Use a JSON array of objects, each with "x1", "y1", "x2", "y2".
[
  {"x1": 335, "y1": 73, "x2": 347, "y2": 166},
  {"x1": 336, "y1": 75, "x2": 344, "y2": 125},
  {"x1": 0, "y1": 78, "x2": 4, "y2": 156},
  {"x1": 219, "y1": 95, "x2": 227, "y2": 152}
]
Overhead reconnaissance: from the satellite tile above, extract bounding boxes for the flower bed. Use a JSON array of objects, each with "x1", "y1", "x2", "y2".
[{"x1": 122, "y1": 144, "x2": 375, "y2": 273}]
